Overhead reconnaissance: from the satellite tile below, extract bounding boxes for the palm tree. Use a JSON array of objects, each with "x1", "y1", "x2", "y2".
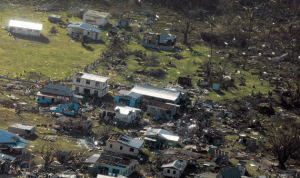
[
  {"x1": 206, "y1": 16, "x2": 216, "y2": 84},
  {"x1": 107, "y1": 35, "x2": 124, "y2": 66}
]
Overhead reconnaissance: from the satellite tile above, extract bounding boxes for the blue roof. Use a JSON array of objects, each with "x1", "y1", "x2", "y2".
[
  {"x1": 39, "y1": 84, "x2": 73, "y2": 97},
  {"x1": 68, "y1": 22, "x2": 101, "y2": 33},
  {"x1": 0, "y1": 130, "x2": 29, "y2": 148}
]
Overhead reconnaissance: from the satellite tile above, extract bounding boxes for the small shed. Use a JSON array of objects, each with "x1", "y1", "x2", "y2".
[
  {"x1": 8, "y1": 123, "x2": 36, "y2": 137},
  {"x1": 8, "y1": 20, "x2": 43, "y2": 37},
  {"x1": 48, "y1": 14, "x2": 62, "y2": 23}
]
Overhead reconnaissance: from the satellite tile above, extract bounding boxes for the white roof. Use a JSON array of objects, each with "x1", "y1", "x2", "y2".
[
  {"x1": 162, "y1": 160, "x2": 186, "y2": 171},
  {"x1": 75, "y1": 72, "x2": 109, "y2": 83},
  {"x1": 8, "y1": 20, "x2": 43, "y2": 31},
  {"x1": 115, "y1": 106, "x2": 141, "y2": 115},
  {"x1": 130, "y1": 84, "x2": 180, "y2": 102},
  {"x1": 144, "y1": 128, "x2": 179, "y2": 142},
  {"x1": 9, "y1": 123, "x2": 35, "y2": 130}
]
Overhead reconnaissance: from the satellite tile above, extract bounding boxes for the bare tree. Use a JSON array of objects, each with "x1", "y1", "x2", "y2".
[
  {"x1": 97, "y1": 125, "x2": 114, "y2": 141},
  {"x1": 263, "y1": 118, "x2": 300, "y2": 170},
  {"x1": 106, "y1": 35, "x2": 124, "y2": 66},
  {"x1": 174, "y1": 18, "x2": 197, "y2": 45},
  {"x1": 40, "y1": 140, "x2": 60, "y2": 171}
]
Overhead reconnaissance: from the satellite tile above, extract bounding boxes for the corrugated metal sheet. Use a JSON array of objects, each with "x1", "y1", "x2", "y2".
[
  {"x1": 118, "y1": 135, "x2": 144, "y2": 149},
  {"x1": 39, "y1": 84, "x2": 73, "y2": 97},
  {"x1": 130, "y1": 84, "x2": 180, "y2": 102},
  {"x1": 144, "y1": 128, "x2": 179, "y2": 142},
  {"x1": 85, "y1": 154, "x2": 101, "y2": 163},
  {"x1": 76, "y1": 72, "x2": 109, "y2": 83},
  {"x1": 9, "y1": 20, "x2": 42, "y2": 31}
]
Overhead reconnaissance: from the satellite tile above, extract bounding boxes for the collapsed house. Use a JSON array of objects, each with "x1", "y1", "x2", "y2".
[
  {"x1": 143, "y1": 100, "x2": 179, "y2": 120},
  {"x1": 239, "y1": 134, "x2": 257, "y2": 147},
  {"x1": 54, "y1": 116, "x2": 93, "y2": 136},
  {"x1": 8, "y1": 123, "x2": 37, "y2": 137},
  {"x1": 99, "y1": 104, "x2": 142, "y2": 124},
  {"x1": 162, "y1": 160, "x2": 187, "y2": 178},
  {"x1": 143, "y1": 128, "x2": 180, "y2": 148},
  {"x1": 141, "y1": 32, "x2": 176, "y2": 51},
  {"x1": 37, "y1": 84, "x2": 82, "y2": 104},
  {"x1": 0, "y1": 130, "x2": 29, "y2": 155},
  {"x1": 67, "y1": 22, "x2": 102, "y2": 41},
  {"x1": 105, "y1": 134, "x2": 144, "y2": 156},
  {"x1": 72, "y1": 72, "x2": 109, "y2": 97},
  {"x1": 0, "y1": 153, "x2": 16, "y2": 174},
  {"x1": 113, "y1": 19, "x2": 131, "y2": 29},
  {"x1": 86, "y1": 153, "x2": 138, "y2": 177},
  {"x1": 8, "y1": 20, "x2": 43, "y2": 37},
  {"x1": 83, "y1": 10, "x2": 111, "y2": 26}
]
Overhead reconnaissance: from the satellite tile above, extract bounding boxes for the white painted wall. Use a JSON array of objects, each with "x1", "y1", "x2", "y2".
[{"x1": 105, "y1": 141, "x2": 140, "y2": 156}]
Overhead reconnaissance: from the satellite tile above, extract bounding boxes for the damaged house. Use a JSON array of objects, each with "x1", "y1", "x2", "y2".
[
  {"x1": 143, "y1": 100, "x2": 179, "y2": 120},
  {"x1": 54, "y1": 116, "x2": 93, "y2": 136},
  {"x1": 0, "y1": 153, "x2": 16, "y2": 173},
  {"x1": 105, "y1": 134, "x2": 144, "y2": 156},
  {"x1": 99, "y1": 104, "x2": 142, "y2": 124},
  {"x1": 8, "y1": 123, "x2": 36, "y2": 137},
  {"x1": 72, "y1": 72, "x2": 109, "y2": 97},
  {"x1": 86, "y1": 153, "x2": 138, "y2": 177},
  {"x1": 8, "y1": 20, "x2": 43, "y2": 37},
  {"x1": 83, "y1": 10, "x2": 111, "y2": 26},
  {"x1": 115, "y1": 83, "x2": 181, "y2": 105},
  {"x1": 37, "y1": 84, "x2": 82, "y2": 104},
  {"x1": 0, "y1": 129, "x2": 29, "y2": 155},
  {"x1": 115, "y1": 90, "x2": 142, "y2": 107},
  {"x1": 144, "y1": 128, "x2": 180, "y2": 148},
  {"x1": 162, "y1": 160, "x2": 187, "y2": 178},
  {"x1": 67, "y1": 22, "x2": 102, "y2": 41},
  {"x1": 113, "y1": 18, "x2": 131, "y2": 29},
  {"x1": 141, "y1": 32, "x2": 176, "y2": 51}
]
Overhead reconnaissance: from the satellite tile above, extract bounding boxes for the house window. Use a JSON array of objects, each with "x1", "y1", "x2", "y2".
[
  {"x1": 86, "y1": 80, "x2": 90, "y2": 85},
  {"x1": 167, "y1": 169, "x2": 170, "y2": 173},
  {"x1": 130, "y1": 148, "x2": 134, "y2": 152},
  {"x1": 95, "y1": 82, "x2": 100, "y2": 86},
  {"x1": 110, "y1": 144, "x2": 113, "y2": 148},
  {"x1": 75, "y1": 87, "x2": 79, "y2": 92},
  {"x1": 173, "y1": 171, "x2": 176, "y2": 174},
  {"x1": 120, "y1": 146, "x2": 123, "y2": 150},
  {"x1": 76, "y1": 78, "x2": 81, "y2": 83},
  {"x1": 94, "y1": 90, "x2": 98, "y2": 96}
]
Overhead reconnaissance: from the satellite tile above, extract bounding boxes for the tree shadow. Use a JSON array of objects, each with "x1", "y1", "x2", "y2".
[
  {"x1": 83, "y1": 45, "x2": 94, "y2": 51},
  {"x1": 12, "y1": 33, "x2": 50, "y2": 43},
  {"x1": 187, "y1": 45, "x2": 202, "y2": 56}
]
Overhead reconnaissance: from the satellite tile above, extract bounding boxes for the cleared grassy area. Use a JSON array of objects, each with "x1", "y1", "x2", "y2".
[{"x1": 0, "y1": 4, "x2": 108, "y2": 80}]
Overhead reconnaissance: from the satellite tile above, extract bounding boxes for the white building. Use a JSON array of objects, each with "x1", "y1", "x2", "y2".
[
  {"x1": 72, "y1": 72, "x2": 109, "y2": 97},
  {"x1": 83, "y1": 10, "x2": 111, "y2": 26},
  {"x1": 105, "y1": 134, "x2": 144, "y2": 156},
  {"x1": 8, "y1": 20, "x2": 42, "y2": 37},
  {"x1": 162, "y1": 160, "x2": 187, "y2": 178},
  {"x1": 99, "y1": 104, "x2": 142, "y2": 124}
]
